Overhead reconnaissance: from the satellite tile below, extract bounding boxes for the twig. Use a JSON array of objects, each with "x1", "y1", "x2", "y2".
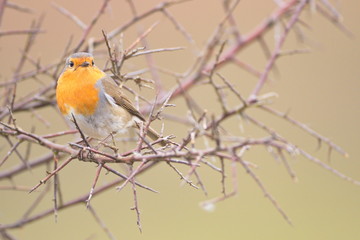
[
  {"x1": 129, "y1": 164, "x2": 142, "y2": 233},
  {"x1": 220, "y1": 157, "x2": 226, "y2": 195},
  {"x1": 316, "y1": 2, "x2": 353, "y2": 37},
  {"x1": 194, "y1": 170, "x2": 207, "y2": 196},
  {"x1": 53, "y1": 153, "x2": 60, "y2": 222},
  {"x1": 167, "y1": 161, "x2": 199, "y2": 189},
  {"x1": 131, "y1": 47, "x2": 184, "y2": 58},
  {"x1": 116, "y1": 160, "x2": 148, "y2": 191},
  {"x1": 103, "y1": 164, "x2": 158, "y2": 193},
  {"x1": 73, "y1": 0, "x2": 110, "y2": 52},
  {"x1": 52, "y1": 3, "x2": 87, "y2": 30},
  {"x1": 4, "y1": 137, "x2": 28, "y2": 169},
  {"x1": 0, "y1": 29, "x2": 43, "y2": 37},
  {"x1": 232, "y1": 148, "x2": 292, "y2": 225},
  {"x1": 0, "y1": 0, "x2": 357, "y2": 234},
  {"x1": 22, "y1": 178, "x2": 51, "y2": 220},
  {"x1": 259, "y1": 105, "x2": 348, "y2": 157},
  {"x1": 0, "y1": 140, "x2": 22, "y2": 167},
  {"x1": 248, "y1": 0, "x2": 308, "y2": 102},
  {"x1": 6, "y1": 1, "x2": 33, "y2": 14},
  {"x1": 125, "y1": 21, "x2": 160, "y2": 55},
  {"x1": 29, "y1": 156, "x2": 76, "y2": 193},
  {"x1": 1, "y1": 162, "x2": 158, "y2": 231},
  {"x1": 86, "y1": 163, "x2": 104, "y2": 208},
  {"x1": 168, "y1": 0, "x2": 299, "y2": 102},
  {"x1": 88, "y1": 205, "x2": 117, "y2": 240},
  {"x1": 0, "y1": 0, "x2": 6, "y2": 30},
  {"x1": 0, "y1": 153, "x2": 55, "y2": 179},
  {"x1": 90, "y1": 0, "x2": 189, "y2": 50},
  {"x1": 71, "y1": 114, "x2": 90, "y2": 147},
  {"x1": 162, "y1": 8, "x2": 197, "y2": 51},
  {"x1": 124, "y1": 1, "x2": 162, "y2": 92}
]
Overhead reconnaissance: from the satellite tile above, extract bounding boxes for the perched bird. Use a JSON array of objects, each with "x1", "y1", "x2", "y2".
[{"x1": 56, "y1": 52, "x2": 164, "y2": 145}]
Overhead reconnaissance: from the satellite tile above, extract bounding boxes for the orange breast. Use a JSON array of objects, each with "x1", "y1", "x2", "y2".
[{"x1": 56, "y1": 67, "x2": 106, "y2": 116}]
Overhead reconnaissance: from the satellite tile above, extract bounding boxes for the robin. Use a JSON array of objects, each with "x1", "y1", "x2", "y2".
[{"x1": 56, "y1": 52, "x2": 165, "y2": 145}]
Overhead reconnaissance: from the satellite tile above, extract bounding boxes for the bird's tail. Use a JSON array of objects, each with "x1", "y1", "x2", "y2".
[{"x1": 135, "y1": 122, "x2": 167, "y2": 146}]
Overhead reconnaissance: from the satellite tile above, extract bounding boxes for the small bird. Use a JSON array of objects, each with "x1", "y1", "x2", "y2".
[{"x1": 56, "y1": 52, "x2": 164, "y2": 145}]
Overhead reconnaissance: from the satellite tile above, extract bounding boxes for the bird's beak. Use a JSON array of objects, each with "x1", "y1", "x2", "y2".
[{"x1": 80, "y1": 61, "x2": 90, "y2": 67}]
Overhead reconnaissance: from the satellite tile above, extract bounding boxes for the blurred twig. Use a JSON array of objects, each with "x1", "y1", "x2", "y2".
[{"x1": 0, "y1": 0, "x2": 358, "y2": 238}]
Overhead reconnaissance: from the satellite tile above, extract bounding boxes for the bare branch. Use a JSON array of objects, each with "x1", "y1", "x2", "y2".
[
  {"x1": 248, "y1": 0, "x2": 308, "y2": 102},
  {"x1": 52, "y1": 3, "x2": 87, "y2": 30},
  {"x1": 0, "y1": 0, "x2": 357, "y2": 236}
]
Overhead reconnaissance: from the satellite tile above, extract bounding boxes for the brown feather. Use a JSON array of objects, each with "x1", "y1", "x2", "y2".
[
  {"x1": 101, "y1": 77, "x2": 166, "y2": 146},
  {"x1": 101, "y1": 77, "x2": 145, "y2": 121}
]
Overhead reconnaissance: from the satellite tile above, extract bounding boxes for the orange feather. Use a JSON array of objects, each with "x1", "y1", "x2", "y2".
[{"x1": 56, "y1": 57, "x2": 106, "y2": 116}]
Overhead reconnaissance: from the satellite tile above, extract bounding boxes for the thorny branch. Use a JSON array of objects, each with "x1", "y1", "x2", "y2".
[{"x1": 0, "y1": 0, "x2": 358, "y2": 238}]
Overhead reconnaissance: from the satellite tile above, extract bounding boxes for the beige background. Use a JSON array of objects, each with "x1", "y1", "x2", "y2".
[{"x1": 1, "y1": 0, "x2": 360, "y2": 239}]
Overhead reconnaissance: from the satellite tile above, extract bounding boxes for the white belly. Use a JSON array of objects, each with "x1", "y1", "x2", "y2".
[{"x1": 66, "y1": 104, "x2": 134, "y2": 139}]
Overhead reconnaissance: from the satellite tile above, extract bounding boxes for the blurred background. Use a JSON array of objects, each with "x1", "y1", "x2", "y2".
[{"x1": 0, "y1": 0, "x2": 360, "y2": 239}]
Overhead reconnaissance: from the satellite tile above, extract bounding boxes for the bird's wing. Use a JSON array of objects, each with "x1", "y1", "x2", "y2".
[{"x1": 100, "y1": 76, "x2": 146, "y2": 122}]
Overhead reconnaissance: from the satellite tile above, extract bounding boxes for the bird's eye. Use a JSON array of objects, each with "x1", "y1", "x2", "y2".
[
  {"x1": 69, "y1": 61, "x2": 74, "y2": 67},
  {"x1": 92, "y1": 60, "x2": 94, "y2": 66}
]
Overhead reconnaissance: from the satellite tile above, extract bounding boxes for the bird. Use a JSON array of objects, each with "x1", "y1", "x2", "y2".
[{"x1": 56, "y1": 52, "x2": 165, "y2": 145}]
